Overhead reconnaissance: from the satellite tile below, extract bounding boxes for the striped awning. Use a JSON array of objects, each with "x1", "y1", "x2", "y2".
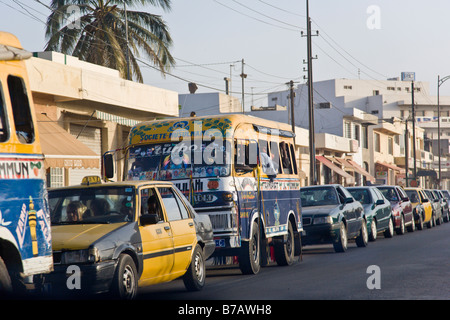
[{"x1": 36, "y1": 114, "x2": 99, "y2": 169}]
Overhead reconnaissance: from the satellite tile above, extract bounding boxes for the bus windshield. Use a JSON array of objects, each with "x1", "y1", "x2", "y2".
[{"x1": 125, "y1": 141, "x2": 231, "y2": 180}]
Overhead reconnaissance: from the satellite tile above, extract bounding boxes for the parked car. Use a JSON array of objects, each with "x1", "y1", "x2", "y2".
[
  {"x1": 404, "y1": 187, "x2": 433, "y2": 230},
  {"x1": 376, "y1": 186, "x2": 414, "y2": 234},
  {"x1": 424, "y1": 189, "x2": 442, "y2": 226},
  {"x1": 300, "y1": 184, "x2": 368, "y2": 253},
  {"x1": 440, "y1": 190, "x2": 450, "y2": 222},
  {"x1": 433, "y1": 189, "x2": 449, "y2": 223},
  {"x1": 45, "y1": 178, "x2": 214, "y2": 299},
  {"x1": 347, "y1": 186, "x2": 394, "y2": 241}
]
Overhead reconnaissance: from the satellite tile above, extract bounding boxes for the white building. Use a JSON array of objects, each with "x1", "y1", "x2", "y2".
[
  {"x1": 27, "y1": 51, "x2": 179, "y2": 186},
  {"x1": 265, "y1": 78, "x2": 444, "y2": 187}
]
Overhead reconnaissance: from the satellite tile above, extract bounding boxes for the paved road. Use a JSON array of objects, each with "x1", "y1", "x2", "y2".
[{"x1": 138, "y1": 221, "x2": 450, "y2": 300}]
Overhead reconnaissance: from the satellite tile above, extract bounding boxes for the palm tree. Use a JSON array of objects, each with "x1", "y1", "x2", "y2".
[{"x1": 45, "y1": 0, "x2": 175, "y2": 83}]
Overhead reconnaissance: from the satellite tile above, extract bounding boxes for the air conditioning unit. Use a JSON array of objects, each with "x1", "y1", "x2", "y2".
[{"x1": 317, "y1": 102, "x2": 331, "y2": 109}]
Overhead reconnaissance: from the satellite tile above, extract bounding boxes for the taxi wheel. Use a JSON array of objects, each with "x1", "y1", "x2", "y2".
[
  {"x1": 111, "y1": 254, "x2": 138, "y2": 299},
  {"x1": 183, "y1": 244, "x2": 205, "y2": 291}
]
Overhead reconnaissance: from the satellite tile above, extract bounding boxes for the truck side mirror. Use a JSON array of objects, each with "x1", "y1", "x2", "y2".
[{"x1": 103, "y1": 153, "x2": 114, "y2": 179}]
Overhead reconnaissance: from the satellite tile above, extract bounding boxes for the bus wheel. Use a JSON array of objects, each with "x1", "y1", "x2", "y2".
[
  {"x1": 0, "y1": 257, "x2": 12, "y2": 295},
  {"x1": 239, "y1": 221, "x2": 261, "y2": 275},
  {"x1": 274, "y1": 221, "x2": 295, "y2": 266}
]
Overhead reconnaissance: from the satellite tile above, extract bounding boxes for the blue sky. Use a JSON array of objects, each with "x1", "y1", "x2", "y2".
[{"x1": 1, "y1": 0, "x2": 450, "y2": 107}]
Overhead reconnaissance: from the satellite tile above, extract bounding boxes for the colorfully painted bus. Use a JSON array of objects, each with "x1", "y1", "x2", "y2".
[
  {"x1": 104, "y1": 114, "x2": 303, "y2": 274},
  {"x1": 0, "y1": 32, "x2": 53, "y2": 294}
]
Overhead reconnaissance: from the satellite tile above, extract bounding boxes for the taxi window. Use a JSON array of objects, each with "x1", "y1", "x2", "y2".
[
  {"x1": 140, "y1": 187, "x2": 164, "y2": 222},
  {"x1": 173, "y1": 189, "x2": 190, "y2": 219},
  {"x1": 7, "y1": 75, "x2": 34, "y2": 144},
  {"x1": 158, "y1": 187, "x2": 186, "y2": 221},
  {"x1": 0, "y1": 82, "x2": 9, "y2": 142}
]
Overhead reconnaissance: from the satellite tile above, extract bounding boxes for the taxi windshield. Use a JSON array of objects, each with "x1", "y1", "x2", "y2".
[
  {"x1": 405, "y1": 190, "x2": 419, "y2": 203},
  {"x1": 49, "y1": 186, "x2": 136, "y2": 225}
]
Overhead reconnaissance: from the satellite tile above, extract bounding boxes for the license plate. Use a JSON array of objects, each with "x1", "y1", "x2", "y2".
[{"x1": 215, "y1": 239, "x2": 226, "y2": 247}]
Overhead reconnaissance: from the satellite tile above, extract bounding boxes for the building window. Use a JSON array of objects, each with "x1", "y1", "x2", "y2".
[
  {"x1": 344, "y1": 121, "x2": 351, "y2": 139},
  {"x1": 344, "y1": 85, "x2": 352, "y2": 90},
  {"x1": 388, "y1": 137, "x2": 393, "y2": 155},
  {"x1": 47, "y1": 168, "x2": 64, "y2": 188},
  {"x1": 354, "y1": 124, "x2": 360, "y2": 144},
  {"x1": 362, "y1": 126, "x2": 368, "y2": 149},
  {"x1": 374, "y1": 133, "x2": 381, "y2": 152}
]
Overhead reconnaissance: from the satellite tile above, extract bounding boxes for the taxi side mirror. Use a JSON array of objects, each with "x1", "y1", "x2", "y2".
[{"x1": 140, "y1": 214, "x2": 160, "y2": 226}]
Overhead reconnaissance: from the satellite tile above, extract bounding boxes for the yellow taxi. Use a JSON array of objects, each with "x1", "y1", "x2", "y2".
[
  {"x1": 404, "y1": 187, "x2": 433, "y2": 230},
  {"x1": 44, "y1": 178, "x2": 213, "y2": 299}
]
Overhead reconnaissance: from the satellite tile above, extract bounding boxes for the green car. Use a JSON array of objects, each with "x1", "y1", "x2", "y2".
[{"x1": 347, "y1": 186, "x2": 394, "y2": 241}]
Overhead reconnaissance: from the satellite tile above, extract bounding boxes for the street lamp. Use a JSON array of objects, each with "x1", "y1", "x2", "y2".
[{"x1": 437, "y1": 75, "x2": 450, "y2": 188}]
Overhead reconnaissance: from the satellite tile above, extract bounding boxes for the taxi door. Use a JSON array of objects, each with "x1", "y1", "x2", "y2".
[
  {"x1": 156, "y1": 186, "x2": 196, "y2": 276},
  {"x1": 138, "y1": 187, "x2": 174, "y2": 285}
]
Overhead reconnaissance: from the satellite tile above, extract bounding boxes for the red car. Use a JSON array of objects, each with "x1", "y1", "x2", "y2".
[{"x1": 377, "y1": 186, "x2": 414, "y2": 234}]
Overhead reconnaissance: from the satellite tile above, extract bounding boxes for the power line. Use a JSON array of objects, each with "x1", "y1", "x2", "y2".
[{"x1": 212, "y1": 0, "x2": 300, "y2": 33}]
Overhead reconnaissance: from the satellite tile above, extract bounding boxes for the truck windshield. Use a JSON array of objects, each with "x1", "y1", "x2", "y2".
[
  {"x1": 48, "y1": 186, "x2": 136, "y2": 225},
  {"x1": 125, "y1": 141, "x2": 231, "y2": 180}
]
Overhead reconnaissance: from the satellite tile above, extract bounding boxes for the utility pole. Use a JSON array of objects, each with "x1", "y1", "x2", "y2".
[
  {"x1": 411, "y1": 81, "x2": 417, "y2": 182},
  {"x1": 301, "y1": 0, "x2": 318, "y2": 185},
  {"x1": 405, "y1": 119, "x2": 409, "y2": 187},
  {"x1": 436, "y1": 75, "x2": 450, "y2": 188},
  {"x1": 240, "y1": 59, "x2": 247, "y2": 114},
  {"x1": 289, "y1": 80, "x2": 295, "y2": 134}
]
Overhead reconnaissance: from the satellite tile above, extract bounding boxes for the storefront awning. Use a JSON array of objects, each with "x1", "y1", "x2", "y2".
[
  {"x1": 316, "y1": 155, "x2": 355, "y2": 185},
  {"x1": 329, "y1": 157, "x2": 355, "y2": 171},
  {"x1": 347, "y1": 159, "x2": 376, "y2": 183},
  {"x1": 376, "y1": 161, "x2": 404, "y2": 173},
  {"x1": 327, "y1": 156, "x2": 376, "y2": 184},
  {"x1": 36, "y1": 114, "x2": 99, "y2": 169}
]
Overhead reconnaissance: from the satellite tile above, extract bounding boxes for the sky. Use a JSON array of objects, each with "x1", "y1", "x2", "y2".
[{"x1": 1, "y1": 0, "x2": 450, "y2": 110}]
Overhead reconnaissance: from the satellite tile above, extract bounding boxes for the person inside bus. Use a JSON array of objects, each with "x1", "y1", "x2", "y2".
[
  {"x1": 66, "y1": 201, "x2": 86, "y2": 222},
  {"x1": 280, "y1": 142, "x2": 292, "y2": 174},
  {"x1": 260, "y1": 145, "x2": 278, "y2": 176}
]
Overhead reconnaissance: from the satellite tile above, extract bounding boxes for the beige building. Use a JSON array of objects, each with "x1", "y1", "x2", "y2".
[{"x1": 27, "y1": 51, "x2": 179, "y2": 186}]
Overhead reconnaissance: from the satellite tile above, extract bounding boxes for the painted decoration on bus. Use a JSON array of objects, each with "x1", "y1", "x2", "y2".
[
  {"x1": 128, "y1": 118, "x2": 233, "y2": 145},
  {"x1": 0, "y1": 157, "x2": 52, "y2": 259}
]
